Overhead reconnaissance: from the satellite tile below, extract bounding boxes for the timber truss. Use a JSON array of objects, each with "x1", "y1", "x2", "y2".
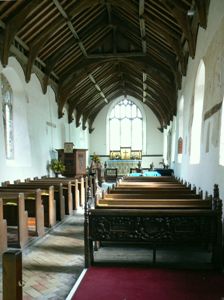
[{"x1": 0, "y1": 0, "x2": 210, "y2": 132}]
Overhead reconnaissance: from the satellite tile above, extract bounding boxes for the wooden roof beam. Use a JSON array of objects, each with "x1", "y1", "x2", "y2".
[
  {"x1": 53, "y1": 0, "x2": 87, "y2": 57},
  {"x1": 139, "y1": 0, "x2": 146, "y2": 54},
  {"x1": 195, "y1": 0, "x2": 210, "y2": 29},
  {"x1": 88, "y1": 74, "x2": 108, "y2": 104},
  {"x1": 162, "y1": 0, "x2": 196, "y2": 58},
  {"x1": 1, "y1": 0, "x2": 40, "y2": 67},
  {"x1": 26, "y1": 0, "x2": 96, "y2": 84}
]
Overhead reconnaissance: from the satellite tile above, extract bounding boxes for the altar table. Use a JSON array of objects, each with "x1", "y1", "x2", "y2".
[{"x1": 107, "y1": 160, "x2": 140, "y2": 176}]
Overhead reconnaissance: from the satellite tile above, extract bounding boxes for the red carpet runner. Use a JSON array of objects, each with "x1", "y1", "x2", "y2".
[{"x1": 72, "y1": 266, "x2": 224, "y2": 300}]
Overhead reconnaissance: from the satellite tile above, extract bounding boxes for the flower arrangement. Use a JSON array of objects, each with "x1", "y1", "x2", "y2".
[
  {"x1": 49, "y1": 159, "x2": 65, "y2": 175},
  {"x1": 92, "y1": 153, "x2": 100, "y2": 163}
]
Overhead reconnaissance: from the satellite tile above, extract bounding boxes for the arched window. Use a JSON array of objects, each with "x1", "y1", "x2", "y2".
[
  {"x1": 178, "y1": 96, "x2": 184, "y2": 163},
  {"x1": 190, "y1": 60, "x2": 205, "y2": 164},
  {"x1": 171, "y1": 117, "x2": 176, "y2": 162},
  {"x1": 219, "y1": 99, "x2": 224, "y2": 165},
  {"x1": 1, "y1": 74, "x2": 14, "y2": 159},
  {"x1": 109, "y1": 98, "x2": 143, "y2": 151}
]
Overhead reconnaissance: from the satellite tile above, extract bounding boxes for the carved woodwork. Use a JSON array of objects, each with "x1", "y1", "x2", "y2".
[
  {"x1": 84, "y1": 183, "x2": 222, "y2": 269},
  {"x1": 57, "y1": 149, "x2": 87, "y2": 177}
]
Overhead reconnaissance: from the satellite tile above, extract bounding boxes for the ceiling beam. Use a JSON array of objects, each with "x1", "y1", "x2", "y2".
[
  {"x1": 1, "y1": 0, "x2": 40, "y2": 67},
  {"x1": 195, "y1": 0, "x2": 210, "y2": 29},
  {"x1": 162, "y1": 0, "x2": 196, "y2": 58},
  {"x1": 88, "y1": 74, "x2": 108, "y2": 104}
]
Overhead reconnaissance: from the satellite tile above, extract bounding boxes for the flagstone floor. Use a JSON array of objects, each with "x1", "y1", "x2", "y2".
[{"x1": 0, "y1": 210, "x2": 85, "y2": 300}]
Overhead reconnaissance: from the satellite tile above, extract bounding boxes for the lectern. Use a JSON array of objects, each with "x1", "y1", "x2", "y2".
[{"x1": 57, "y1": 149, "x2": 87, "y2": 177}]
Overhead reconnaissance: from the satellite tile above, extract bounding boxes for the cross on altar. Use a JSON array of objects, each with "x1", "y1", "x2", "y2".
[{"x1": 123, "y1": 149, "x2": 129, "y2": 159}]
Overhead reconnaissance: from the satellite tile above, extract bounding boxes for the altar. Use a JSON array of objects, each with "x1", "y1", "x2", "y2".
[{"x1": 107, "y1": 160, "x2": 141, "y2": 176}]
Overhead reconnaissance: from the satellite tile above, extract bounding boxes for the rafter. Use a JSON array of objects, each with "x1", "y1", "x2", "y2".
[
  {"x1": 195, "y1": 0, "x2": 210, "y2": 29},
  {"x1": 1, "y1": 0, "x2": 40, "y2": 66}
]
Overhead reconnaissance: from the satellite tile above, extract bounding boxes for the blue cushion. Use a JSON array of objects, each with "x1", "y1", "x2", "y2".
[
  {"x1": 129, "y1": 172, "x2": 142, "y2": 176},
  {"x1": 143, "y1": 171, "x2": 161, "y2": 177}
]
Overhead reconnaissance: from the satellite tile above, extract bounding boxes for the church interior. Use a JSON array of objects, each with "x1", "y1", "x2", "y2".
[{"x1": 0, "y1": 0, "x2": 224, "y2": 299}]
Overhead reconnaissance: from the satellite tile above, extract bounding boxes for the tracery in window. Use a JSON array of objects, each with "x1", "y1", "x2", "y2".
[
  {"x1": 1, "y1": 74, "x2": 14, "y2": 159},
  {"x1": 109, "y1": 98, "x2": 143, "y2": 151}
]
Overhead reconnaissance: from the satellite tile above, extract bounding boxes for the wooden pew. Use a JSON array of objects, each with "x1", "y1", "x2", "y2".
[
  {"x1": 34, "y1": 176, "x2": 87, "y2": 209},
  {"x1": 116, "y1": 182, "x2": 189, "y2": 188},
  {"x1": 0, "y1": 198, "x2": 7, "y2": 254},
  {"x1": 38, "y1": 177, "x2": 82, "y2": 210},
  {"x1": 31, "y1": 178, "x2": 74, "y2": 214},
  {"x1": 3, "y1": 181, "x2": 64, "y2": 221},
  {"x1": 104, "y1": 193, "x2": 201, "y2": 199},
  {"x1": 95, "y1": 198, "x2": 211, "y2": 208},
  {"x1": 109, "y1": 188, "x2": 196, "y2": 195},
  {"x1": 1, "y1": 193, "x2": 28, "y2": 248},
  {"x1": 0, "y1": 189, "x2": 45, "y2": 237},
  {"x1": 84, "y1": 187, "x2": 223, "y2": 269},
  {"x1": 0, "y1": 186, "x2": 56, "y2": 228},
  {"x1": 108, "y1": 180, "x2": 200, "y2": 199},
  {"x1": 122, "y1": 176, "x2": 177, "y2": 182}
]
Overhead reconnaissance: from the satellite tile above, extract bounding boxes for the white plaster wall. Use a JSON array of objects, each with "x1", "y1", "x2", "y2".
[
  {"x1": 0, "y1": 57, "x2": 89, "y2": 182},
  {"x1": 173, "y1": 0, "x2": 224, "y2": 199},
  {"x1": 89, "y1": 95, "x2": 163, "y2": 168}
]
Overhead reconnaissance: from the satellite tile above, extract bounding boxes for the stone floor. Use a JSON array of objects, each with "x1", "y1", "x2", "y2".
[{"x1": 0, "y1": 210, "x2": 85, "y2": 300}]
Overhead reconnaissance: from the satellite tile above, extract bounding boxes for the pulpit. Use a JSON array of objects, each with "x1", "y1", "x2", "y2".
[{"x1": 57, "y1": 149, "x2": 87, "y2": 177}]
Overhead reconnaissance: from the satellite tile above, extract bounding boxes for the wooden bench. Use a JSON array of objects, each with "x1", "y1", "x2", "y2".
[
  {"x1": 38, "y1": 176, "x2": 84, "y2": 209},
  {"x1": 0, "y1": 189, "x2": 45, "y2": 237},
  {"x1": 0, "y1": 186, "x2": 56, "y2": 228},
  {"x1": 0, "y1": 193, "x2": 28, "y2": 248},
  {"x1": 104, "y1": 192, "x2": 201, "y2": 199},
  {"x1": 122, "y1": 176, "x2": 177, "y2": 182},
  {"x1": 0, "y1": 198, "x2": 7, "y2": 254},
  {"x1": 37, "y1": 175, "x2": 89, "y2": 208},
  {"x1": 84, "y1": 185, "x2": 223, "y2": 269},
  {"x1": 95, "y1": 198, "x2": 211, "y2": 208},
  {"x1": 3, "y1": 181, "x2": 64, "y2": 221},
  {"x1": 31, "y1": 178, "x2": 74, "y2": 213}
]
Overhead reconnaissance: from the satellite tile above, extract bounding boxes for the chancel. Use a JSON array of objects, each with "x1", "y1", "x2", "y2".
[
  {"x1": 108, "y1": 148, "x2": 142, "y2": 175},
  {"x1": 0, "y1": 0, "x2": 224, "y2": 299}
]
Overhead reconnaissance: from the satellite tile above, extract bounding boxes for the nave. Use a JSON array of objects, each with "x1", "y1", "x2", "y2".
[{"x1": 0, "y1": 175, "x2": 223, "y2": 300}]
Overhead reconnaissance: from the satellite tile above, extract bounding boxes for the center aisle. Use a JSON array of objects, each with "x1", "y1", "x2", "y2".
[{"x1": 18, "y1": 211, "x2": 84, "y2": 300}]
